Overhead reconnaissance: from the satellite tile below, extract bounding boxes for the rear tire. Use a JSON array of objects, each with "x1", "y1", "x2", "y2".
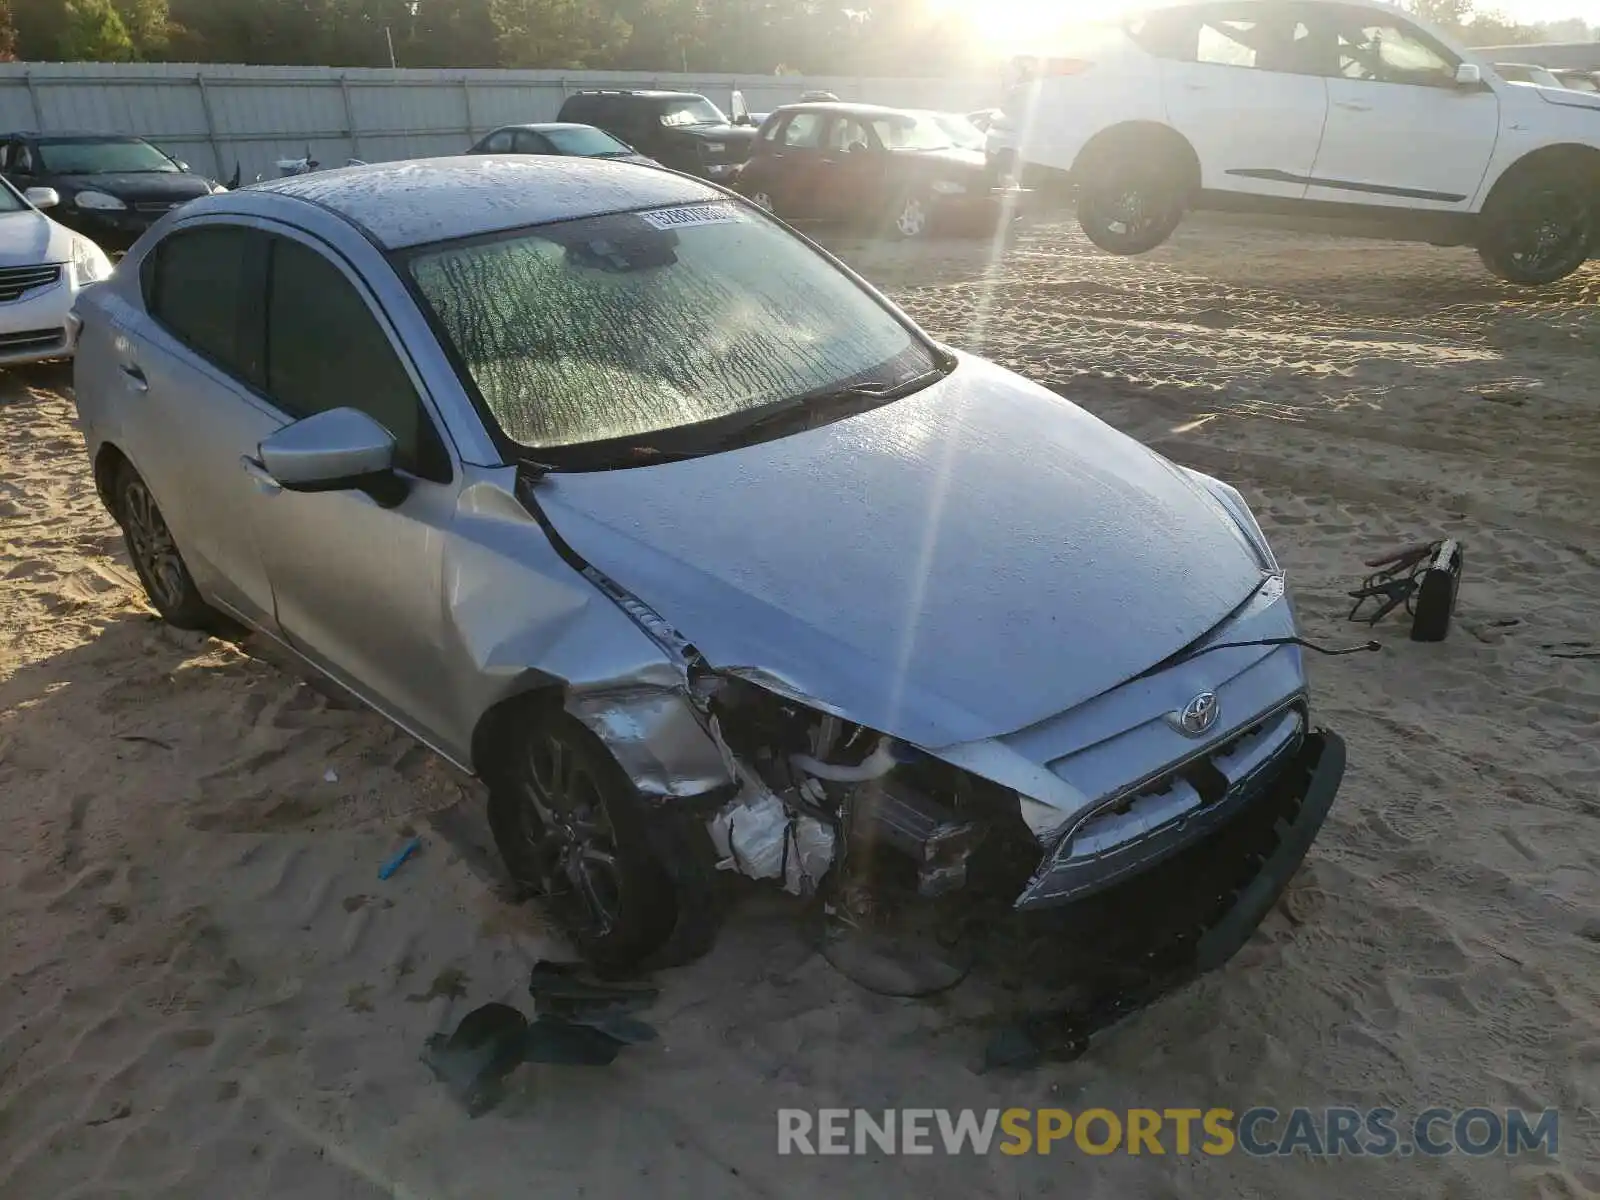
[
  {"x1": 1075, "y1": 143, "x2": 1188, "y2": 255},
  {"x1": 1477, "y1": 166, "x2": 1594, "y2": 285},
  {"x1": 112, "y1": 461, "x2": 220, "y2": 631},
  {"x1": 486, "y1": 706, "x2": 678, "y2": 972},
  {"x1": 885, "y1": 189, "x2": 933, "y2": 240}
]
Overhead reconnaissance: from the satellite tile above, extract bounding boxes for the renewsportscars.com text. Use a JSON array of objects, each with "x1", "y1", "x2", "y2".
[{"x1": 776, "y1": 1107, "x2": 1560, "y2": 1158}]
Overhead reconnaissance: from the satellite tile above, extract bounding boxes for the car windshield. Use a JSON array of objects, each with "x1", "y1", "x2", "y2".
[
  {"x1": 35, "y1": 137, "x2": 179, "y2": 174},
  {"x1": 0, "y1": 182, "x2": 28, "y2": 213},
  {"x1": 543, "y1": 126, "x2": 634, "y2": 157},
  {"x1": 407, "y1": 201, "x2": 935, "y2": 461},
  {"x1": 658, "y1": 98, "x2": 725, "y2": 127}
]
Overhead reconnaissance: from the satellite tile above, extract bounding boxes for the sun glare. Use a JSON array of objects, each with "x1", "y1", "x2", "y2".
[{"x1": 923, "y1": 0, "x2": 1140, "y2": 53}]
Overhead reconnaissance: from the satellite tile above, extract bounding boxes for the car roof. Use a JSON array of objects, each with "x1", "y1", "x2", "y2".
[
  {"x1": 567, "y1": 90, "x2": 705, "y2": 101},
  {"x1": 486, "y1": 122, "x2": 607, "y2": 134},
  {"x1": 247, "y1": 155, "x2": 722, "y2": 250},
  {"x1": 3, "y1": 131, "x2": 149, "y2": 142},
  {"x1": 769, "y1": 102, "x2": 916, "y2": 118}
]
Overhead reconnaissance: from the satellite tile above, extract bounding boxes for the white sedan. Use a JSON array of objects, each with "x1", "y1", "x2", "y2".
[{"x1": 0, "y1": 178, "x2": 113, "y2": 365}]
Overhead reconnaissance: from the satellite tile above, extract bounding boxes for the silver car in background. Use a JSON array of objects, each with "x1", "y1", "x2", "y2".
[{"x1": 72, "y1": 157, "x2": 1344, "y2": 982}]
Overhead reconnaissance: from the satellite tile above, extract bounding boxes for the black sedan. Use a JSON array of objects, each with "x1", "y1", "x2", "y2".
[
  {"x1": 0, "y1": 132, "x2": 221, "y2": 251},
  {"x1": 732, "y1": 103, "x2": 1021, "y2": 239},
  {"x1": 466, "y1": 122, "x2": 658, "y2": 167}
]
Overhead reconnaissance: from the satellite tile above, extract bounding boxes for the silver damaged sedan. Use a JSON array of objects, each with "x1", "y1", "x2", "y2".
[{"x1": 73, "y1": 157, "x2": 1345, "y2": 980}]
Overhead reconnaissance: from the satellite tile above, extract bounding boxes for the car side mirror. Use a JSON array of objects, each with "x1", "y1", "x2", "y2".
[
  {"x1": 1455, "y1": 63, "x2": 1482, "y2": 87},
  {"x1": 175, "y1": 160, "x2": 190, "y2": 172},
  {"x1": 258, "y1": 407, "x2": 407, "y2": 505},
  {"x1": 731, "y1": 88, "x2": 751, "y2": 126},
  {"x1": 24, "y1": 186, "x2": 59, "y2": 210}
]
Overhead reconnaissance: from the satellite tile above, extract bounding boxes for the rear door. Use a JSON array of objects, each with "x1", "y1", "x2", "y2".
[
  {"x1": 817, "y1": 114, "x2": 891, "y2": 221},
  {"x1": 1300, "y1": 6, "x2": 1498, "y2": 209},
  {"x1": 1151, "y1": 2, "x2": 1330, "y2": 200},
  {"x1": 127, "y1": 222, "x2": 282, "y2": 628}
]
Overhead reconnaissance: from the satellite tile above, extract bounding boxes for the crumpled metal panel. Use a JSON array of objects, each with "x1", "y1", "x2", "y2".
[
  {"x1": 537, "y1": 353, "x2": 1267, "y2": 750},
  {"x1": 565, "y1": 684, "x2": 733, "y2": 801}
]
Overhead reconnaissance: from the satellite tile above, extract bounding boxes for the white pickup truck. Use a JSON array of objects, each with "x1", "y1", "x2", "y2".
[{"x1": 987, "y1": 0, "x2": 1600, "y2": 284}]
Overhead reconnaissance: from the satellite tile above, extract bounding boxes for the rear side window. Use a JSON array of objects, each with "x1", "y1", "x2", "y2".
[
  {"x1": 265, "y1": 237, "x2": 449, "y2": 481},
  {"x1": 141, "y1": 225, "x2": 266, "y2": 386}
]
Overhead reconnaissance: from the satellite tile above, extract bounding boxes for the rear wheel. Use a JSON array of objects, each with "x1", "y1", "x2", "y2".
[
  {"x1": 487, "y1": 707, "x2": 677, "y2": 971},
  {"x1": 1477, "y1": 167, "x2": 1594, "y2": 285},
  {"x1": 113, "y1": 461, "x2": 219, "y2": 631},
  {"x1": 886, "y1": 189, "x2": 932, "y2": 240},
  {"x1": 1075, "y1": 142, "x2": 1189, "y2": 255},
  {"x1": 748, "y1": 189, "x2": 776, "y2": 214}
]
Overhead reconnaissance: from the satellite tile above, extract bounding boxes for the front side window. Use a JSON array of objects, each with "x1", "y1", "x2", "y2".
[
  {"x1": 512, "y1": 130, "x2": 554, "y2": 154},
  {"x1": 826, "y1": 117, "x2": 877, "y2": 153},
  {"x1": 266, "y1": 237, "x2": 447, "y2": 480},
  {"x1": 143, "y1": 225, "x2": 266, "y2": 386},
  {"x1": 480, "y1": 130, "x2": 514, "y2": 153},
  {"x1": 1196, "y1": 17, "x2": 1265, "y2": 67},
  {"x1": 781, "y1": 113, "x2": 826, "y2": 148},
  {"x1": 1319, "y1": 10, "x2": 1457, "y2": 85},
  {"x1": 406, "y1": 202, "x2": 935, "y2": 461},
  {"x1": 37, "y1": 137, "x2": 179, "y2": 174}
]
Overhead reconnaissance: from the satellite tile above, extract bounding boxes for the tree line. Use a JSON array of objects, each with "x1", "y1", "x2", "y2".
[{"x1": 0, "y1": 0, "x2": 1587, "y2": 75}]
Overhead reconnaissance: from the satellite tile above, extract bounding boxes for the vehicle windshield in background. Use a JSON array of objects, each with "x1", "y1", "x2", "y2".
[
  {"x1": 877, "y1": 113, "x2": 956, "y2": 152},
  {"x1": 544, "y1": 126, "x2": 635, "y2": 157},
  {"x1": 658, "y1": 98, "x2": 727, "y2": 127},
  {"x1": 0, "y1": 182, "x2": 29, "y2": 213},
  {"x1": 932, "y1": 112, "x2": 986, "y2": 151},
  {"x1": 407, "y1": 202, "x2": 932, "y2": 456},
  {"x1": 36, "y1": 138, "x2": 180, "y2": 175}
]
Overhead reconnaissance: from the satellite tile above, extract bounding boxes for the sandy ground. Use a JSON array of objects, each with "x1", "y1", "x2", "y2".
[{"x1": 2, "y1": 215, "x2": 1598, "y2": 1199}]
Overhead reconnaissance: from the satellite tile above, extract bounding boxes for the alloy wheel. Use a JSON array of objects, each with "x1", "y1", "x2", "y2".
[
  {"x1": 510, "y1": 730, "x2": 625, "y2": 939},
  {"x1": 1506, "y1": 189, "x2": 1590, "y2": 277},
  {"x1": 121, "y1": 476, "x2": 187, "y2": 612},
  {"x1": 896, "y1": 196, "x2": 928, "y2": 238},
  {"x1": 751, "y1": 191, "x2": 775, "y2": 212}
]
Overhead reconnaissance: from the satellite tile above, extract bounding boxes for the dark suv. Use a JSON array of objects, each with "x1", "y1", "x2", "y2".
[{"x1": 554, "y1": 90, "x2": 757, "y2": 181}]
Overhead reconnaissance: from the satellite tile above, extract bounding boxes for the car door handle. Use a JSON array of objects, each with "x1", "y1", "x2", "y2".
[
  {"x1": 240, "y1": 455, "x2": 282, "y2": 494},
  {"x1": 1335, "y1": 101, "x2": 1373, "y2": 111},
  {"x1": 119, "y1": 363, "x2": 147, "y2": 392}
]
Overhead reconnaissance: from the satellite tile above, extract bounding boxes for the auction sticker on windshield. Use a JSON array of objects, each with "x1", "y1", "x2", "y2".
[{"x1": 641, "y1": 202, "x2": 742, "y2": 230}]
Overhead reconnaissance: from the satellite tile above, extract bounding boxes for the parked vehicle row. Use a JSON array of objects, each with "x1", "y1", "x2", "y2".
[{"x1": 985, "y1": 0, "x2": 1600, "y2": 284}]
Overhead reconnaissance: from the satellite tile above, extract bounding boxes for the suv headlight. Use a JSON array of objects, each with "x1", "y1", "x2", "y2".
[
  {"x1": 73, "y1": 190, "x2": 127, "y2": 211},
  {"x1": 70, "y1": 238, "x2": 113, "y2": 287}
]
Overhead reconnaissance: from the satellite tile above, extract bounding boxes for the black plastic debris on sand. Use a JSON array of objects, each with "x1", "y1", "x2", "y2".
[{"x1": 422, "y1": 961, "x2": 660, "y2": 1117}]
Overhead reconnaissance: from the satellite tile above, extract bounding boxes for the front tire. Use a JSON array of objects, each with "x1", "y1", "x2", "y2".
[
  {"x1": 113, "y1": 461, "x2": 219, "y2": 631},
  {"x1": 1075, "y1": 153, "x2": 1186, "y2": 255},
  {"x1": 886, "y1": 189, "x2": 932, "y2": 240},
  {"x1": 1477, "y1": 168, "x2": 1594, "y2": 285},
  {"x1": 486, "y1": 707, "x2": 677, "y2": 972}
]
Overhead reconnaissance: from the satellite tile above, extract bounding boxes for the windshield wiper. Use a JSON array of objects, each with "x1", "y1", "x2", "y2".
[{"x1": 712, "y1": 361, "x2": 953, "y2": 450}]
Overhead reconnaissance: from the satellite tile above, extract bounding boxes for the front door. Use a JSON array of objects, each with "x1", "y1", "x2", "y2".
[
  {"x1": 243, "y1": 229, "x2": 462, "y2": 755},
  {"x1": 762, "y1": 111, "x2": 829, "y2": 216},
  {"x1": 1301, "y1": 6, "x2": 1499, "y2": 209},
  {"x1": 127, "y1": 222, "x2": 282, "y2": 629},
  {"x1": 1154, "y1": 2, "x2": 1330, "y2": 200}
]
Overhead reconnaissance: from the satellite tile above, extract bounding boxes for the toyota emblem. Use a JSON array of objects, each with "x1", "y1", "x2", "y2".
[{"x1": 1168, "y1": 691, "x2": 1220, "y2": 738}]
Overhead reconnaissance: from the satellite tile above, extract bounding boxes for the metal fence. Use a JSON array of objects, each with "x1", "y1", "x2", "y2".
[{"x1": 0, "y1": 62, "x2": 998, "y2": 183}]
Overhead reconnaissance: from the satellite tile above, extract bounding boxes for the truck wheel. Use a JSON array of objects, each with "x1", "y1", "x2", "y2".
[
  {"x1": 1075, "y1": 146, "x2": 1187, "y2": 255},
  {"x1": 1477, "y1": 167, "x2": 1594, "y2": 285},
  {"x1": 486, "y1": 706, "x2": 677, "y2": 972}
]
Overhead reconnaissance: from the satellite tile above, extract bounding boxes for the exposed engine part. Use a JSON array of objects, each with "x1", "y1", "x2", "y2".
[
  {"x1": 790, "y1": 736, "x2": 899, "y2": 782},
  {"x1": 707, "y1": 789, "x2": 836, "y2": 896},
  {"x1": 848, "y1": 777, "x2": 987, "y2": 898}
]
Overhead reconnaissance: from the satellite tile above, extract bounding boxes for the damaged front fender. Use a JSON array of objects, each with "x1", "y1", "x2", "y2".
[{"x1": 565, "y1": 684, "x2": 734, "y2": 802}]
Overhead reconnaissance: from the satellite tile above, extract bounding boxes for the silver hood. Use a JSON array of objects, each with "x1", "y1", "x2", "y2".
[{"x1": 538, "y1": 354, "x2": 1267, "y2": 749}]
